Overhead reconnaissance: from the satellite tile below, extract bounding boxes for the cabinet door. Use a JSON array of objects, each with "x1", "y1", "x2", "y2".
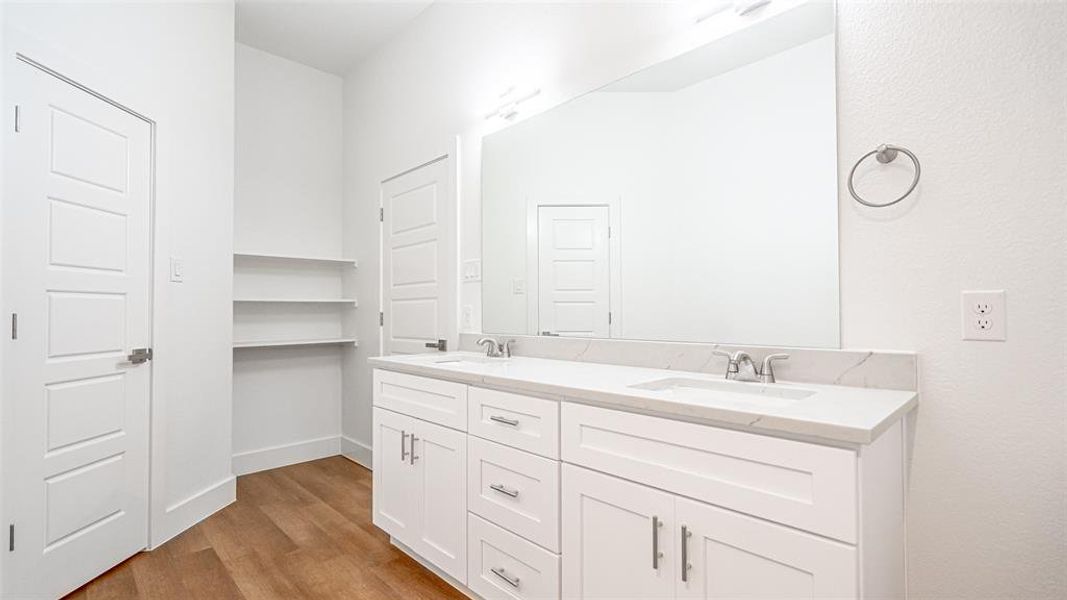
[
  {"x1": 372, "y1": 408, "x2": 419, "y2": 547},
  {"x1": 562, "y1": 464, "x2": 675, "y2": 599},
  {"x1": 675, "y1": 497, "x2": 857, "y2": 599},
  {"x1": 413, "y1": 418, "x2": 468, "y2": 584}
]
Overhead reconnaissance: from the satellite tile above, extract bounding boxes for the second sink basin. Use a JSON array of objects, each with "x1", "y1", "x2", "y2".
[
  {"x1": 630, "y1": 377, "x2": 816, "y2": 402},
  {"x1": 432, "y1": 354, "x2": 510, "y2": 366}
]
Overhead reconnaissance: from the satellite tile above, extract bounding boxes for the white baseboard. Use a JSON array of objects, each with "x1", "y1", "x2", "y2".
[
  {"x1": 340, "y1": 435, "x2": 372, "y2": 468},
  {"x1": 232, "y1": 435, "x2": 342, "y2": 476},
  {"x1": 151, "y1": 475, "x2": 235, "y2": 549}
]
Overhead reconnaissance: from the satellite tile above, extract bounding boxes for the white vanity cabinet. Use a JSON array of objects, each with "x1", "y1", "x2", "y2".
[
  {"x1": 370, "y1": 364, "x2": 909, "y2": 600},
  {"x1": 561, "y1": 464, "x2": 856, "y2": 599},
  {"x1": 371, "y1": 371, "x2": 469, "y2": 584}
]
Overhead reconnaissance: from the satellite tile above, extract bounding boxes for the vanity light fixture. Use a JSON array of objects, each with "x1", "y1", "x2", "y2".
[
  {"x1": 733, "y1": 0, "x2": 772, "y2": 16},
  {"x1": 484, "y1": 87, "x2": 541, "y2": 121},
  {"x1": 694, "y1": 0, "x2": 732, "y2": 23}
]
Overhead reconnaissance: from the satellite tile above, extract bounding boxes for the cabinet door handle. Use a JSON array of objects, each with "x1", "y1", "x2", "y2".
[
  {"x1": 681, "y1": 525, "x2": 692, "y2": 582},
  {"x1": 489, "y1": 483, "x2": 519, "y2": 498},
  {"x1": 400, "y1": 431, "x2": 409, "y2": 462},
  {"x1": 490, "y1": 567, "x2": 520, "y2": 588},
  {"x1": 489, "y1": 415, "x2": 520, "y2": 427},
  {"x1": 652, "y1": 516, "x2": 663, "y2": 570},
  {"x1": 409, "y1": 434, "x2": 418, "y2": 465}
]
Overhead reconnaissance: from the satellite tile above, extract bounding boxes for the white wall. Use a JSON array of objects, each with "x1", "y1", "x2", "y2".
[
  {"x1": 343, "y1": 1, "x2": 1066, "y2": 597},
  {"x1": 2, "y1": 2, "x2": 236, "y2": 548},
  {"x1": 235, "y1": 43, "x2": 344, "y2": 257},
  {"x1": 233, "y1": 43, "x2": 345, "y2": 473},
  {"x1": 482, "y1": 34, "x2": 838, "y2": 347}
]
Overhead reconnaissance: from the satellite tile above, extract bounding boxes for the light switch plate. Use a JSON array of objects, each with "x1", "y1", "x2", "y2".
[
  {"x1": 961, "y1": 290, "x2": 1005, "y2": 341},
  {"x1": 462, "y1": 259, "x2": 482, "y2": 282},
  {"x1": 169, "y1": 258, "x2": 184, "y2": 283}
]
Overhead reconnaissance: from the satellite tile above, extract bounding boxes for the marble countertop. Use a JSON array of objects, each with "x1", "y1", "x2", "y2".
[{"x1": 369, "y1": 352, "x2": 917, "y2": 446}]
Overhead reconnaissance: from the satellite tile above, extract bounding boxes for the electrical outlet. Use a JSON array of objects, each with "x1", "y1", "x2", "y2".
[
  {"x1": 512, "y1": 278, "x2": 526, "y2": 295},
  {"x1": 462, "y1": 305, "x2": 473, "y2": 330},
  {"x1": 961, "y1": 290, "x2": 1005, "y2": 341}
]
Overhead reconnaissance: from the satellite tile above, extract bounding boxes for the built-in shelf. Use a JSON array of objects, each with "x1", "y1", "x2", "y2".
[
  {"x1": 233, "y1": 251, "x2": 357, "y2": 267},
  {"x1": 233, "y1": 337, "x2": 359, "y2": 349},
  {"x1": 233, "y1": 298, "x2": 358, "y2": 306}
]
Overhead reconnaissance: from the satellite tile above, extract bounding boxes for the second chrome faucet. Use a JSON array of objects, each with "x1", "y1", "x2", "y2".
[
  {"x1": 476, "y1": 337, "x2": 515, "y2": 358},
  {"x1": 712, "y1": 350, "x2": 789, "y2": 384}
]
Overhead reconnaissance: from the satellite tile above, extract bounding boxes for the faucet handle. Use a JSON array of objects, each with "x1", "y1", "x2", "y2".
[
  {"x1": 760, "y1": 353, "x2": 790, "y2": 384},
  {"x1": 711, "y1": 349, "x2": 738, "y2": 379}
]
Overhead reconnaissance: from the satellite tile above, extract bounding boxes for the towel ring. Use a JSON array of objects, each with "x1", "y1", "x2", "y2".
[{"x1": 848, "y1": 143, "x2": 921, "y2": 208}]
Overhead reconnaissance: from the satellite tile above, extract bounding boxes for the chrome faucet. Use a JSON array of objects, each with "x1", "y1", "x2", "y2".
[
  {"x1": 713, "y1": 350, "x2": 789, "y2": 383},
  {"x1": 476, "y1": 337, "x2": 515, "y2": 358}
]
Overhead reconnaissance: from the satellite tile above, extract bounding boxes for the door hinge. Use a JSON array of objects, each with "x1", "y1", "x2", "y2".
[
  {"x1": 379, "y1": 311, "x2": 384, "y2": 326},
  {"x1": 13, "y1": 105, "x2": 19, "y2": 133},
  {"x1": 10, "y1": 313, "x2": 17, "y2": 340},
  {"x1": 379, "y1": 207, "x2": 384, "y2": 222},
  {"x1": 8, "y1": 524, "x2": 13, "y2": 551},
  {"x1": 608, "y1": 312, "x2": 612, "y2": 325},
  {"x1": 608, "y1": 226, "x2": 612, "y2": 238}
]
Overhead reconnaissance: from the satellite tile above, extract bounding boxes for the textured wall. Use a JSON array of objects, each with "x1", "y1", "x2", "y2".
[{"x1": 836, "y1": 2, "x2": 1066, "y2": 597}]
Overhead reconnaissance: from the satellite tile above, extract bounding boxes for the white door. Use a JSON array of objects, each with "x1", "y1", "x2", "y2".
[
  {"x1": 2, "y1": 61, "x2": 152, "y2": 598},
  {"x1": 412, "y1": 417, "x2": 467, "y2": 584},
  {"x1": 537, "y1": 206, "x2": 610, "y2": 337},
  {"x1": 371, "y1": 408, "x2": 419, "y2": 548},
  {"x1": 562, "y1": 464, "x2": 675, "y2": 600},
  {"x1": 381, "y1": 156, "x2": 456, "y2": 355},
  {"x1": 675, "y1": 497, "x2": 857, "y2": 599}
]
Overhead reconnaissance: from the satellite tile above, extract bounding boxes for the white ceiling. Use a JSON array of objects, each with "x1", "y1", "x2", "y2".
[{"x1": 235, "y1": 0, "x2": 434, "y2": 75}]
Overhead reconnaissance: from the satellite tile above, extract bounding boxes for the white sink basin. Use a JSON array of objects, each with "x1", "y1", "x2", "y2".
[
  {"x1": 432, "y1": 354, "x2": 510, "y2": 366},
  {"x1": 630, "y1": 377, "x2": 816, "y2": 403}
]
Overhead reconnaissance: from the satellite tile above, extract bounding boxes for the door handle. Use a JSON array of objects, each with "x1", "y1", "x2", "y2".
[
  {"x1": 425, "y1": 339, "x2": 447, "y2": 351},
  {"x1": 490, "y1": 567, "x2": 520, "y2": 589},
  {"x1": 127, "y1": 347, "x2": 153, "y2": 364},
  {"x1": 400, "y1": 431, "x2": 409, "y2": 462},
  {"x1": 652, "y1": 516, "x2": 663, "y2": 570},
  {"x1": 681, "y1": 524, "x2": 692, "y2": 582},
  {"x1": 409, "y1": 434, "x2": 418, "y2": 465},
  {"x1": 489, "y1": 483, "x2": 519, "y2": 498}
]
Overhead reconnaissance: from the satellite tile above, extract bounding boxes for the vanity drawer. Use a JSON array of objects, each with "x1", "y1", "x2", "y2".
[
  {"x1": 561, "y1": 403, "x2": 858, "y2": 543},
  {"x1": 469, "y1": 387, "x2": 559, "y2": 459},
  {"x1": 468, "y1": 513, "x2": 560, "y2": 600},
  {"x1": 372, "y1": 369, "x2": 467, "y2": 430},
  {"x1": 468, "y1": 436, "x2": 560, "y2": 552}
]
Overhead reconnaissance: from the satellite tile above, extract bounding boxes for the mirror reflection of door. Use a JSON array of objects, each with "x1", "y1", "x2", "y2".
[{"x1": 536, "y1": 205, "x2": 611, "y2": 337}]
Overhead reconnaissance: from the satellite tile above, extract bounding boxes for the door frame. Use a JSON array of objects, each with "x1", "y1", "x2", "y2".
[
  {"x1": 525, "y1": 198, "x2": 622, "y2": 338},
  {"x1": 0, "y1": 33, "x2": 159, "y2": 591},
  {"x1": 377, "y1": 137, "x2": 460, "y2": 356}
]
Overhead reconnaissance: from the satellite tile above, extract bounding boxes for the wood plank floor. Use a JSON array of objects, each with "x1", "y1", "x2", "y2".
[{"x1": 64, "y1": 457, "x2": 466, "y2": 600}]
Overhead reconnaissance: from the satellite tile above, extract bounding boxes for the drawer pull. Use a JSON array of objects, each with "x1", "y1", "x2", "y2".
[
  {"x1": 652, "y1": 516, "x2": 663, "y2": 570},
  {"x1": 400, "y1": 430, "x2": 409, "y2": 462},
  {"x1": 489, "y1": 483, "x2": 519, "y2": 498},
  {"x1": 489, "y1": 415, "x2": 520, "y2": 427},
  {"x1": 490, "y1": 567, "x2": 520, "y2": 588},
  {"x1": 681, "y1": 525, "x2": 692, "y2": 582},
  {"x1": 409, "y1": 435, "x2": 418, "y2": 465}
]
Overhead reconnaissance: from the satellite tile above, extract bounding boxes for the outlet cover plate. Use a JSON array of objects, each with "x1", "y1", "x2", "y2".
[{"x1": 961, "y1": 290, "x2": 1005, "y2": 341}]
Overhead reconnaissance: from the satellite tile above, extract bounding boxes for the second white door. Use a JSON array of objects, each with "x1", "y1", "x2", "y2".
[
  {"x1": 537, "y1": 206, "x2": 610, "y2": 337},
  {"x1": 381, "y1": 156, "x2": 456, "y2": 355}
]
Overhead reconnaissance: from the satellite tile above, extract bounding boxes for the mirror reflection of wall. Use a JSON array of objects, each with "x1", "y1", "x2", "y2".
[{"x1": 482, "y1": 3, "x2": 839, "y2": 348}]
